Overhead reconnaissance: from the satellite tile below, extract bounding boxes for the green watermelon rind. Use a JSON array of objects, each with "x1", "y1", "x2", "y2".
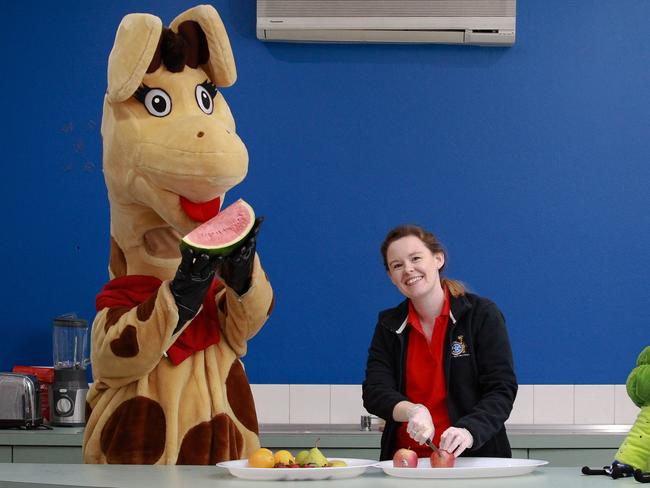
[{"x1": 181, "y1": 199, "x2": 255, "y2": 256}]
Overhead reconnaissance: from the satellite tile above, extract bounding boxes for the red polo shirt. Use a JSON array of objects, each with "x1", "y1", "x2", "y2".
[{"x1": 395, "y1": 288, "x2": 451, "y2": 457}]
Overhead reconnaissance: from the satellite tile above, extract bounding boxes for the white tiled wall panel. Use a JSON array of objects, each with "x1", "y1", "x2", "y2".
[
  {"x1": 251, "y1": 384, "x2": 635, "y2": 426},
  {"x1": 251, "y1": 384, "x2": 290, "y2": 424},
  {"x1": 533, "y1": 385, "x2": 574, "y2": 424},
  {"x1": 330, "y1": 385, "x2": 368, "y2": 424},
  {"x1": 506, "y1": 385, "x2": 534, "y2": 424},
  {"x1": 289, "y1": 384, "x2": 331, "y2": 424},
  {"x1": 574, "y1": 385, "x2": 615, "y2": 424},
  {"x1": 614, "y1": 384, "x2": 641, "y2": 424}
]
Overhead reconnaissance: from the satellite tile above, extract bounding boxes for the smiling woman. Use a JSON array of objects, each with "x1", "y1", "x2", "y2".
[{"x1": 362, "y1": 224, "x2": 518, "y2": 462}]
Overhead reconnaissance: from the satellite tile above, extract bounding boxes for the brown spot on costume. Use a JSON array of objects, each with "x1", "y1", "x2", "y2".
[
  {"x1": 177, "y1": 413, "x2": 243, "y2": 464},
  {"x1": 110, "y1": 325, "x2": 139, "y2": 357},
  {"x1": 226, "y1": 360, "x2": 259, "y2": 435},
  {"x1": 101, "y1": 397, "x2": 166, "y2": 464},
  {"x1": 136, "y1": 289, "x2": 158, "y2": 321}
]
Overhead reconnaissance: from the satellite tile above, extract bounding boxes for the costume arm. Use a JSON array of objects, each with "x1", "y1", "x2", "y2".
[
  {"x1": 90, "y1": 284, "x2": 182, "y2": 387},
  {"x1": 217, "y1": 254, "x2": 273, "y2": 357},
  {"x1": 454, "y1": 302, "x2": 518, "y2": 450}
]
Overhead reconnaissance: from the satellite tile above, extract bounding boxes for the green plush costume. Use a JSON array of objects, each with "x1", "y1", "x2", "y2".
[
  {"x1": 582, "y1": 345, "x2": 650, "y2": 482},
  {"x1": 615, "y1": 346, "x2": 650, "y2": 474}
]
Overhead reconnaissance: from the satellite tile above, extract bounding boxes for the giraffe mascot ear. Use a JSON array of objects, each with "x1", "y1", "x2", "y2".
[
  {"x1": 106, "y1": 13, "x2": 163, "y2": 103},
  {"x1": 169, "y1": 5, "x2": 237, "y2": 87}
]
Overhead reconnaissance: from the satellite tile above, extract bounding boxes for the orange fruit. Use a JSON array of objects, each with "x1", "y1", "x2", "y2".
[
  {"x1": 248, "y1": 448, "x2": 275, "y2": 468},
  {"x1": 273, "y1": 450, "x2": 295, "y2": 466}
]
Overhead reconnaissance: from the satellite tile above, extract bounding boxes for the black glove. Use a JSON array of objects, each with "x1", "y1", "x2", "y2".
[
  {"x1": 170, "y1": 246, "x2": 221, "y2": 334},
  {"x1": 218, "y1": 217, "x2": 263, "y2": 296}
]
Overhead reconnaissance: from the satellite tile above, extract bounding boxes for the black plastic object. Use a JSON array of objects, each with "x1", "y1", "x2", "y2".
[{"x1": 582, "y1": 462, "x2": 635, "y2": 479}]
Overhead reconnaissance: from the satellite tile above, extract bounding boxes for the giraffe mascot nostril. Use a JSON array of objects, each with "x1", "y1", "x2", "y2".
[
  {"x1": 582, "y1": 346, "x2": 650, "y2": 482},
  {"x1": 82, "y1": 5, "x2": 275, "y2": 465}
]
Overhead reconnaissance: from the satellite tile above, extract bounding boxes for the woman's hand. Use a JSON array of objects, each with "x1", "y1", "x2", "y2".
[
  {"x1": 406, "y1": 404, "x2": 434, "y2": 444},
  {"x1": 440, "y1": 427, "x2": 473, "y2": 456}
]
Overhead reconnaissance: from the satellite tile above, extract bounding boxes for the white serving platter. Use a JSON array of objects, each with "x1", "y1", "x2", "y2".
[
  {"x1": 217, "y1": 458, "x2": 377, "y2": 481},
  {"x1": 376, "y1": 457, "x2": 548, "y2": 479}
]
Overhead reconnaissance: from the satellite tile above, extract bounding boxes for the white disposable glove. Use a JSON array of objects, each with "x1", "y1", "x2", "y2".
[
  {"x1": 439, "y1": 427, "x2": 473, "y2": 457},
  {"x1": 406, "y1": 404, "x2": 434, "y2": 445}
]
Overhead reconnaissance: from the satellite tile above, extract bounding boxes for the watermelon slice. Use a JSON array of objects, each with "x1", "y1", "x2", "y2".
[{"x1": 181, "y1": 199, "x2": 255, "y2": 256}]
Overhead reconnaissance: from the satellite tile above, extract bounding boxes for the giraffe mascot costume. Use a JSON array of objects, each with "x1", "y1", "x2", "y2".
[{"x1": 82, "y1": 5, "x2": 274, "y2": 464}]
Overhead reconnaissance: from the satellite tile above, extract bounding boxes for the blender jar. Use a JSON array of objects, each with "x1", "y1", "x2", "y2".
[{"x1": 53, "y1": 315, "x2": 88, "y2": 370}]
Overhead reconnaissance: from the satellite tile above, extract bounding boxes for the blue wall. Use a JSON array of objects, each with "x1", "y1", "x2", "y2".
[{"x1": 1, "y1": 1, "x2": 648, "y2": 385}]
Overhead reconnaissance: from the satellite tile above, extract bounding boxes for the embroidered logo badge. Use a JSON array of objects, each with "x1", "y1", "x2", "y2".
[{"x1": 451, "y1": 335, "x2": 469, "y2": 358}]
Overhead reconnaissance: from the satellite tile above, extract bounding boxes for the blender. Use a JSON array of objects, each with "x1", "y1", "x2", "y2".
[{"x1": 50, "y1": 314, "x2": 89, "y2": 426}]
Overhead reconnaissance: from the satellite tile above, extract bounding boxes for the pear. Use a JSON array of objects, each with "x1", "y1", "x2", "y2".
[
  {"x1": 305, "y1": 446, "x2": 329, "y2": 467},
  {"x1": 295, "y1": 450, "x2": 310, "y2": 466}
]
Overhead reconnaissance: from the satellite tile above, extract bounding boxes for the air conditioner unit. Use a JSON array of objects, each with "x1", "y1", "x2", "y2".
[{"x1": 257, "y1": 0, "x2": 516, "y2": 46}]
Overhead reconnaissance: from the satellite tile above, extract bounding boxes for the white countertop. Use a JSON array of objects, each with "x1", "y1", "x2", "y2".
[{"x1": 0, "y1": 464, "x2": 641, "y2": 488}]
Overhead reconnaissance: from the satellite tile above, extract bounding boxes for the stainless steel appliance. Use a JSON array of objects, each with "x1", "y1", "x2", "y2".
[
  {"x1": 0, "y1": 373, "x2": 43, "y2": 428},
  {"x1": 50, "y1": 315, "x2": 89, "y2": 426}
]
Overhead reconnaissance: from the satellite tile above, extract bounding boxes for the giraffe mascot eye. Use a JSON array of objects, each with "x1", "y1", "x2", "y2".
[
  {"x1": 143, "y1": 88, "x2": 172, "y2": 117},
  {"x1": 195, "y1": 84, "x2": 214, "y2": 114}
]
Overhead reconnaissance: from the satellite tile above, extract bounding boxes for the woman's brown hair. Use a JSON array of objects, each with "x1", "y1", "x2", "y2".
[{"x1": 380, "y1": 224, "x2": 466, "y2": 297}]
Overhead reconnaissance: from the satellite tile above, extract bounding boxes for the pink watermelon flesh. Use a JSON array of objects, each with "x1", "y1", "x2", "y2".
[{"x1": 182, "y1": 199, "x2": 255, "y2": 255}]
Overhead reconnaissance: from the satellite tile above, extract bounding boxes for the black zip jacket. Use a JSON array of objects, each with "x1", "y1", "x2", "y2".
[{"x1": 362, "y1": 292, "x2": 517, "y2": 461}]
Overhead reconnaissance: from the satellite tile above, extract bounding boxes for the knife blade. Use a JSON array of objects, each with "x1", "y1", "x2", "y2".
[{"x1": 425, "y1": 437, "x2": 439, "y2": 452}]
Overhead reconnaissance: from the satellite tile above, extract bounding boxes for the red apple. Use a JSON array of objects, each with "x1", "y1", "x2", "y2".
[
  {"x1": 430, "y1": 449, "x2": 455, "y2": 468},
  {"x1": 393, "y1": 448, "x2": 418, "y2": 468}
]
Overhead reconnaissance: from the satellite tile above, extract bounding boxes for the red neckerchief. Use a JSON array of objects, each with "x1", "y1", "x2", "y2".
[{"x1": 96, "y1": 275, "x2": 221, "y2": 365}]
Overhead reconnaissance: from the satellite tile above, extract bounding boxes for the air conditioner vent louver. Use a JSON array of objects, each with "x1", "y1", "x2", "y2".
[{"x1": 258, "y1": 1, "x2": 515, "y2": 18}]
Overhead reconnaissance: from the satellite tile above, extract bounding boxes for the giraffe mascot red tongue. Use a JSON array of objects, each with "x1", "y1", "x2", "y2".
[{"x1": 82, "y1": 5, "x2": 274, "y2": 465}]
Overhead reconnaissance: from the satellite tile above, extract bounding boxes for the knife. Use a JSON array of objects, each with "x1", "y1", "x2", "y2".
[{"x1": 425, "y1": 437, "x2": 439, "y2": 452}]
